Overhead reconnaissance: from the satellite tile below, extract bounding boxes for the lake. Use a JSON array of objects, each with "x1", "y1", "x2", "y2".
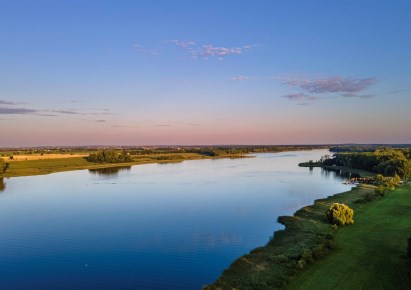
[{"x1": 0, "y1": 150, "x2": 352, "y2": 289}]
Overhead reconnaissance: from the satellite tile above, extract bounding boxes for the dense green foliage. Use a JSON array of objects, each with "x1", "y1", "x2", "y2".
[
  {"x1": 155, "y1": 154, "x2": 184, "y2": 160},
  {"x1": 321, "y1": 149, "x2": 411, "y2": 179},
  {"x1": 288, "y1": 185, "x2": 411, "y2": 290},
  {"x1": 86, "y1": 149, "x2": 133, "y2": 163},
  {"x1": 326, "y1": 203, "x2": 354, "y2": 226}
]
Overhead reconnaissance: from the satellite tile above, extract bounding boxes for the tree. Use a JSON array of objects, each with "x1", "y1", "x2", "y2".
[
  {"x1": 326, "y1": 203, "x2": 354, "y2": 226},
  {"x1": 0, "y1": 159, "x2": 8, "y2": 175}
]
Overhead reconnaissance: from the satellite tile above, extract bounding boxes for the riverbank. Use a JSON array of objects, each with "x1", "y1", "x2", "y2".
[
  {"x1": 205, "y1": 183, "x2": 411, "y2": 289},
  {"x1": 298, "y1": 162, "x2": 375, "y2": 178},
  {"x1": 287, "y1": 184, "x2": 411, "y2": 289},
  {"x1": 1, "y1": 152, "x2": 251, "y2": 178}
]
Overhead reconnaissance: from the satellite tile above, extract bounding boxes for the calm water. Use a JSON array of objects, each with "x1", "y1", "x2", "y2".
[{"x1": 0, "y1": 150, "x2": 352, "y2": 289}]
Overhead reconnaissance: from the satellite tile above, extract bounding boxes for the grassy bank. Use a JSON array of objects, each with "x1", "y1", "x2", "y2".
[
  {"x1": 2, "y1": 152, "x2": 249, "y2": 178},
  {"x1": 205, "y1": 184, "x2": 411, "y2": 289},
  {"x1": 287, "y1": 185, "x2": 411, "y2": 290}
]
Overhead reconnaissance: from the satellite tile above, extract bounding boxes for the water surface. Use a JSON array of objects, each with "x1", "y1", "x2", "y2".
[{"x1": 0, "y1": 150, "x2": 351, "y2": 289}]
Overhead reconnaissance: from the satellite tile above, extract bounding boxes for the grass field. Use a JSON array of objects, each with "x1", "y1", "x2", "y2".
[
  {"x1": 2, "y1": 152, "x2": 245, "y2": 177},
  {"x1": 206, "y1": 184, "x2": 411, "y2": 289},
  {"x1": 287, "y1": 185, "x2": 411, "y2": 290}
]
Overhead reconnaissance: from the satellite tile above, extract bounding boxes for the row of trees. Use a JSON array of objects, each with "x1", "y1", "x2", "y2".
[
  {"x1": 322, "y1": 149, "x2": 411, "y2": 179},
  {"x1": 86, "y1": 150, "x2": 133, "y2": 164}
]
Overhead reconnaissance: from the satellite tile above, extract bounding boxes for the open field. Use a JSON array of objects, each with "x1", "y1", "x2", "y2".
[
  {"x1": 206, "y1": 184, "x2": 411, "y2": 289},
  {"x1": 287, "y1": 185, "x2": 411, "y2": 290},
  {"x1": 3, "y1": 153, "x2": 89, "y2": 161},
  {"x1": 2, "y1": 152, "x2": 246, "y2": 177}
]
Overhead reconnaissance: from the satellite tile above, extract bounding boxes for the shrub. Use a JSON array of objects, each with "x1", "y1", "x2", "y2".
[
  {"x1": 0, "y1": 159, "x2": 9, "y2": 175},
  {"x1": 326, "y1": 203, "x2": 354, "y2": 226},
  {"x1": 375, "y1": 185, "x2": 386, "y2": 196},
  {"x1": 408, "y1": 237, "x2": 411, "y2": 259}
]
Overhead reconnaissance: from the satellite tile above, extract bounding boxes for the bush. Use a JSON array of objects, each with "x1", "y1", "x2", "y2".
[
  {"x1": 0, "y1": 159, "x2": 9, "y2": 175},
  {"x1": 408, "y1": 237, "x2": 411, "y2": 259},
  {"x1": 326, "y1": 203, "x2": 354, "y2": 226},
  {"x1": 375, "y1": 185, "x2": 386, "y2": 196}
]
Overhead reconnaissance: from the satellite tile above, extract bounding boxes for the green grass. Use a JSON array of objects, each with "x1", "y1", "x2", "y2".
[
  {"x1": 2, "y1": 152, "x2": 248, "y2": 177},
  {"x1": 5, "y1": 157, "x2": 95, "y2": 177},
  {"x1": 205, "y1": 184, "x2": 411, "y2": 289},
  {"x1": 287, "y1": 185, "x2": 411, "y2": 290}
]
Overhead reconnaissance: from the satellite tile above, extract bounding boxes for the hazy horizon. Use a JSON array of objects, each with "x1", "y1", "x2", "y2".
[{"x1": 1, "y1": 0, "x2": 410, "y2": 147}]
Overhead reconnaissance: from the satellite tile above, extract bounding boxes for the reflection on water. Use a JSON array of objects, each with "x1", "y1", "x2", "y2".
[
  {"x1": 0, "y1": 178, "x2": 5, "y2": 192},
  {"x1": 88, "y1": 166, "x2": 131, "y2": 176},
  {"x1": 0, "y1": 150, "x2": 352, "y2": 290}
]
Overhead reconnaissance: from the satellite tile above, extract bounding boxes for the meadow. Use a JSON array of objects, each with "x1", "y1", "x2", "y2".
[
  {"x1": 287, "y1": 185, "x2": 411, "y2": 290},
  {"x1": 2, "y1": 152, "x2": 214, "y2": 177},
  {"x1": 207, "y1": 183, "x2": 411, "y2": 289}
]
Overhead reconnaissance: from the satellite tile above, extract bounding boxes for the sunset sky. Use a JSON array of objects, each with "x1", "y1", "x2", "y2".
[{"x1": 1, "y1": 0, "x2": 410, "y2": 146}]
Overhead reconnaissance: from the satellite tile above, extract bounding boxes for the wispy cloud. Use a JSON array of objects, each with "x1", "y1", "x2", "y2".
[
  {"x1": 133, "y1": 44, "x2": 159, "y2": 55},
  {"x1": 83, "y1": 119, "x2": 106, "y2": 123},
  {"x1": 167, "y1": 40, "x2": 259, "y2": 60},
  {"x1": 282, "y1": 93, "x2": 320, "y2": 103},
  {"x1": 231, "y1": 75, "x2": 249, "y2": 81},
  {"x1": 32, "y1": 113, "x2": 58, "y2": 117},
  {"x1": 155, "y1": 124, "x2": 171, "y2": 127},
  {"x1": 48, "y1": 109, "x2": 113, "y2": 116},
  {"x1": 0, "y1": 107, "x2": 37, "y2": 114},
  {"x1": 192, "y1": 44, "x2": 258, "y2": 60},
  {"x1": 194, "y1": 45, "x2": 242, "y2": 59},
  {"x1": 167, "y1": 40, "x2": 196, "y2": 49},
  {"x1": 232, "y1": 74, "x2": 376, "y2": 104},
  {"x1": 52, "y1": 110, "x2": 80, "y2": 115},
  {"x1": 0, "y1": 100, "x2": 15, "y2": 105},
  {"x1": 111, "y1": 125, "x2": 139, "y2": 128},
  {"x1": 341, "y1": 93, "x2": 374, "y2": 99},
  {"x1": 284, "y1": 77, "x2": 376, "y2": 94},
  {"x1": 386, "y1": 89, "x2": 406, "y2": 94}
]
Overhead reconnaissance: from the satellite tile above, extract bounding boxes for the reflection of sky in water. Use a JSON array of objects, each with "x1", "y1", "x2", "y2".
[{"x1": 0, "y1": 150, "x2": 352, "y2": 289}]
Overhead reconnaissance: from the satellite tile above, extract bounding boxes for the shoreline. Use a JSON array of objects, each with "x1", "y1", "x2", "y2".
[
  {"x1": 1, "y1": 153, "x2": 255, "y2": 178},
  {"x1": 204, "y1": 183, "x2": 377, "y2": 289},
  {"x1": 1, "y1": 148, "x2": 325, "y2": 179}
]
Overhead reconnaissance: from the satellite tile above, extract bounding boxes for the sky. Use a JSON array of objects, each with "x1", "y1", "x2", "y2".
[{"x1": 0, "y1": 0, "x2": 410, "y2": 147}]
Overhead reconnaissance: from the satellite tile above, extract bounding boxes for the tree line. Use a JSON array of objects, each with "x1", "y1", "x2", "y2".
[
  {"x1": 322, "y1": 149, "x2": 411, "y2": 179},
  {"x1": 85, "y1": 150, "x2": 133, "y2": 163}
]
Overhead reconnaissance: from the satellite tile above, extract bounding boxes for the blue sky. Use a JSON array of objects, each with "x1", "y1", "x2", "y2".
[{"x1": 0, "y1": 0, "x2": 410, "y2": 146}]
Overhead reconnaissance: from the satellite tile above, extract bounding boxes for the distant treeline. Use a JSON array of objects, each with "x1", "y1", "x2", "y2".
[
  {"x1": 126, "y1": 145, "x2": 328, "y2": 156},
  {"x1": 85, "y1": 150, "x2": 133, "y2": 163},
  {"x1": 330, "y1": 144, "x2": 411, "y2": 153},
  {"x1": 323, "y1": 149, "x2": 411, "y2": 179}
]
